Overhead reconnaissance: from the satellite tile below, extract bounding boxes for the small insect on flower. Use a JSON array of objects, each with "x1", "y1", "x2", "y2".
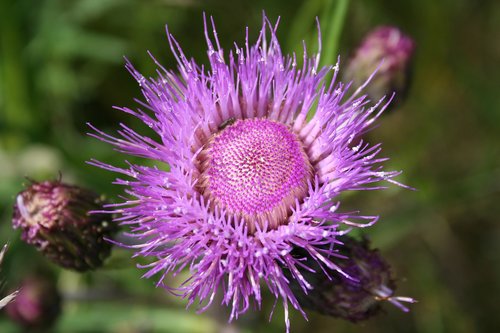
[
  {"x1": 218, "y1": 117, "x2": 236, "y2": 131},
  {"x1": 89, "y1": 14, "x2": 409, "y2": 332}
]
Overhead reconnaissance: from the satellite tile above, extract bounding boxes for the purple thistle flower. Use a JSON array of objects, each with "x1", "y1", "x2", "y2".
[{"x1": 89, "y1": 15, "x2": 408, "y2": 331}]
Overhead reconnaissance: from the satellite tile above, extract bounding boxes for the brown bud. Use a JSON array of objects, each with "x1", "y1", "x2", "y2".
[
  {"x1": 13, "y1": 180, "x2": 118, "y2": 271},
  {"x1": 288, "y1": 236, "x2": 415, "y2": 321}
]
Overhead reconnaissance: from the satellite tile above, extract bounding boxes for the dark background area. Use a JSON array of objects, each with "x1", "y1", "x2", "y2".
[{"x1": 1, "y1": 0, "x2": 499, "y2": 332}]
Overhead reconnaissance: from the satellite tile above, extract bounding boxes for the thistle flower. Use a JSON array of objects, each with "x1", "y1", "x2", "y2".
[
  {"x1": 344, "y1": 26, "x2": 415, "y2": 106},
  {"x1": 0, "y1": 244, "x2": 18, "y2": 309},
  {"x1": 287, "y1": 236, "x2": 415, "y2": 321},
  {"x1": 12, "y1": 180, "x2": 118, "y2": 271},
  {"x1": 89, "y1": 15, "x2": 407, "y2": 331},
  {"x1": 5, "y1": 275, "x2": 62, "y2": 329}
]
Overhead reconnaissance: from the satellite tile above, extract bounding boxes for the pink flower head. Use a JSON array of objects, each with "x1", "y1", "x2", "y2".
[
  {"x1": 89, "y1": 14, "x2": 406, "y2": 331},
  {"x1": 345, "y1": 26, "x2": 416, "y2": 104}
]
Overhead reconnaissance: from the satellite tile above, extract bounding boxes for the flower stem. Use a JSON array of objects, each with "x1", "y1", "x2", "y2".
[{"x1": 322, "y1": 0, "x2": 350, "y2": 68}]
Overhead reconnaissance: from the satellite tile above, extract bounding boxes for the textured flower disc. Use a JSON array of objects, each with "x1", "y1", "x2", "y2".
[{"x1": 198, "y1": 118, "x2": 312, "y2": 232}]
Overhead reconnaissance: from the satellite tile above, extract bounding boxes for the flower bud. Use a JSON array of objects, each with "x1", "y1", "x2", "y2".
[
  {"x1": 0, "y1": 244, "x2": 18, "y2": 309},
  {"x1": 12, "y1": 180, "x2": 118, "y2": 271},
  {"x1": 344, "y1": 26, "x2": 415, "y2": 106},
  {"x1": 5, "y1": 275, "x2": 61, "y2": 329},
  {"x1": 289, "y1": 236, "x2": 415, "y2": 321}
]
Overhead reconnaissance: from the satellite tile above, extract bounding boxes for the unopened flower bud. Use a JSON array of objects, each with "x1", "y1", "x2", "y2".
[
  {"x1": 289, "y1": 236, "x2": 415, "y2": 321},
  {"x1": 5, "y1": 275, "x2": 61, "y2": 329},
  {"x1": 344, "y1": 26, "x2": 415, "y2": 106},
  {"x1": 0, "y1": 244, "x2": 18, "y2": 309},
  {"x1": 12, "y1": 180, "x2": 118, "y2": 271}
]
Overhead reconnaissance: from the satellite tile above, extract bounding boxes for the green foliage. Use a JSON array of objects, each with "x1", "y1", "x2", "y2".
[{"x1": 1, "y1": 0, "x2": 499, "y2": 332}]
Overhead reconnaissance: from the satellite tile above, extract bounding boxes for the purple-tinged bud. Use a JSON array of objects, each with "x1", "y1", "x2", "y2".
[
  {"x1": 0, "y1": 244, "x2": 18, "y2": 309},
  {"x1": 5, "y1": 275, "x2": 61, "y2": 329},
  {"x1": 12, "y1": 180, "x2": 118, "y2": 271},
  {"x1": 344, "y1": 26, "x2": 415, "y2": 106},
  {"x1": 289, "y1": 236, "x2": 415, "y2": 321}
]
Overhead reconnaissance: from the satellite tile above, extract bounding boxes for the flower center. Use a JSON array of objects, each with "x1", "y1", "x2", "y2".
[{"x1": 198, "y1": 118, "x2": 312, "y2": 232}]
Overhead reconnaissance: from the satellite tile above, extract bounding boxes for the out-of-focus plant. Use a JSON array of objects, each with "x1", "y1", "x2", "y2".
[
  {"x1": 0, "y1": 245, "x2": 18, "y2": 309},
  {"x1": 344, "y1": 25, "x2": 415, "y2": 107},
  {"x1": 5, "y1": 274, "x2": 62, "y2": 330}
]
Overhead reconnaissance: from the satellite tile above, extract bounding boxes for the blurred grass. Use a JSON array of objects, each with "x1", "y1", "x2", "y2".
[{"x1": 1, "y1": 0, "x2": 499, "y2": 332}]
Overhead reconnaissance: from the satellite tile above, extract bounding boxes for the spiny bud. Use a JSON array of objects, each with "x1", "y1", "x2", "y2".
[
  {"x1": 5, "y1": 275, "x2": 61, "y2": 329},
  {"x1": 344, "y1": 26, "x2": 415, "y2": 106},
  {"x1": 0, "y1": 244, "x2": 18, "y2": 309},
  {"x1": 289, "y1": 236, "x2": 415, "y2": 321},
  {"x1": 12, "y1": 180, "x2": 118, "y2": 271}
]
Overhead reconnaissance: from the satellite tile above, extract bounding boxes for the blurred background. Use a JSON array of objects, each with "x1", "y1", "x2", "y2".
[{"x1": 0, "y1": 0, "x2": 499, "y2": 332}]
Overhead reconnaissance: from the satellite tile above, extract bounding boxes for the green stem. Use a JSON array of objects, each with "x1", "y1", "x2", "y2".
[
  {"x1": 0, "y1": 0, "x2": 32, "y2": 131},
  {"x1": 286, "y1": 0, "x2": 324, "y2": 53},
  {"x1": 321, "y1": 0, "x2": 350, "y2": 68}
]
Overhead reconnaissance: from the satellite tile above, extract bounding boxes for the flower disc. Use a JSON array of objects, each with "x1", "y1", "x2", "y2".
[{"x1": 198, "y1": 118, "x2": 312, "y2": 231}]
